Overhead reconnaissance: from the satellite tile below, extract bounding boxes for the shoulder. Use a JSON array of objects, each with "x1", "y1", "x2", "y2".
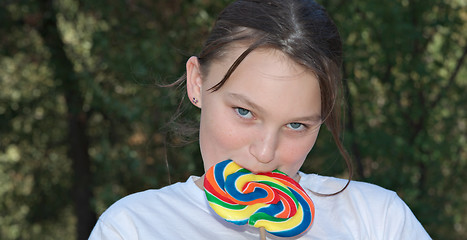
[
  {"x1": 93, "y1": 182, "x2": 183, "y2": 228},
  {"x1": 298, "y1": 173, "x2": 431, "y2": 239},
  {"x1": 89, "y1": 177, "x2": 205, "y2": 239},
  {"x1": 99, "y1": 177, "x2": 202, "y2": 220},
  {"x1": 299, "y1": 172, "x2": 397, "y2": 199},
  {"x1": 300, "y1": 173, "x2": 406, "y2": 217}
]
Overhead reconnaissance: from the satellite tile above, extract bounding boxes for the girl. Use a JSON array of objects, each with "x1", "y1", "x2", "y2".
[{"x1": 89, "y1": 0, "x2": 431, "y2": 239}]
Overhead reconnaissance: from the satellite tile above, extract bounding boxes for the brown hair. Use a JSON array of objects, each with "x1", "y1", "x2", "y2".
[{"x1": 170, "y1": 0, "x2": 352, "y2": 195}]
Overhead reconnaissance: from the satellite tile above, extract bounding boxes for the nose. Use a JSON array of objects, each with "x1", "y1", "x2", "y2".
[{"x1": 249, "y1": 130, "x2": 278, "y2": 164}]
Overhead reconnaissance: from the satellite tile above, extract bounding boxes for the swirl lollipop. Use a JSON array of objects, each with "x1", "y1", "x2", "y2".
[{"x1": 204, "y1": 159, "x2": 315, "y2": 238}]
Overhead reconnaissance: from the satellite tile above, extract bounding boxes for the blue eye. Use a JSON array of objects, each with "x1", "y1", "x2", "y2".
[
  {"x1": 287, "y1": 122, "x2": 305, "y2": 131},
  {"x1": 235, "y1": 107, "x2": 253, "y2": 119}
]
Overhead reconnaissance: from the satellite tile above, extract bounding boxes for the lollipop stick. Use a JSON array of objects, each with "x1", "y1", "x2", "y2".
[{"x1": 260, "y1": 227, "x2": 266, "y2": 240}]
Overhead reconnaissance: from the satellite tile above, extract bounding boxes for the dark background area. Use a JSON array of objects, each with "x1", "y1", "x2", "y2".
[{"x1": 0, "y1": 0, "x2": 466, "y2": 239}]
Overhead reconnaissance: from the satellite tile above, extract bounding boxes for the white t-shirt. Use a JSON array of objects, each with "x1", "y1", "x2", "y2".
[{"x1": 89, "y1": 173, "x2": 431, "y2": 239}]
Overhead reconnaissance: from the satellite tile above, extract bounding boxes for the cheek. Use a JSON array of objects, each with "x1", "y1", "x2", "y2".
[
  {"x1": 279, "y1": 133, "x2": 319, "y2": 166},
  {"x1": 199, "y1": 111, "x2": 250, "y2": 169}
]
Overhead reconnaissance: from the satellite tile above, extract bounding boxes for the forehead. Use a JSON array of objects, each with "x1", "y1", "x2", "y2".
[
  {"x1": 206, "y1": 44, "x2": 317, "y2": 81},
  {"x1": 202, "y1": 45, "x2": 322, "y2": 118},
  {"x1": 205, "y1": 44, "x2": 317, "y2": 89}
]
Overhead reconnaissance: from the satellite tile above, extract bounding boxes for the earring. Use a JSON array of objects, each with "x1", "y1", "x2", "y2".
[{"x1": 192, "y1": 97, "x2": 199, "y2": 104}]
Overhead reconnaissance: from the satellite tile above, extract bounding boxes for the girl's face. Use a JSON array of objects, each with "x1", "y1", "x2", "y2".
[{"x1": 187, "y1": 45, "x2": 322, "y2": 180}]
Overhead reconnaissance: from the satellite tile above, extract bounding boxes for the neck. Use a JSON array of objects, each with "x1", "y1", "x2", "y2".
[
  {"x1": 292, "y1": 172, "x2": 301, "y2": 183},
  {"x1": 195, "y1": 174, "x2": 205, "y2": 190}
]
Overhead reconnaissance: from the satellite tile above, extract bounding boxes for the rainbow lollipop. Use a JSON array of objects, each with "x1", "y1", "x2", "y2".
[{"x1": 204, "y1": 159, "x2": 315, "y2": 238}]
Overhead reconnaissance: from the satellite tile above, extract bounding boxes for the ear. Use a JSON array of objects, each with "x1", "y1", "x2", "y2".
[{"x1": 186, "y1": 56, "x2": 203, "y2": 108}]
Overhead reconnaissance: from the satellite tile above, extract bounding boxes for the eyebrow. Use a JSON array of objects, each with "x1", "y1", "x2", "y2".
[
  {"x1": 226, "y1": 93, "x2": 322, "y2": 123},
  {"x1": 292, "y1": 115, "x2": 323, "y2": 123},
  {"x1": 227, "y1": 93, "x2": 266, "y2": 113}
]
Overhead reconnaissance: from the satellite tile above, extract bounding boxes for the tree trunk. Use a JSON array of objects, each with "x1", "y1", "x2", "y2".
[{"x1": 37, "y1": 1, "x2": 96, "y2": 239}]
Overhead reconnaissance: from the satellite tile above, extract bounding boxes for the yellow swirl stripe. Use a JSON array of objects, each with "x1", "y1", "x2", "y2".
[{"x1": 209, "y1": 201, "x2": 269, "y2": 223}]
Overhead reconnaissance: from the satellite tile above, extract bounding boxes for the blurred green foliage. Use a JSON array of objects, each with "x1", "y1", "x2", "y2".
[{"x1": 0, "y1": 0, "x2": 465, "y2": 239}]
